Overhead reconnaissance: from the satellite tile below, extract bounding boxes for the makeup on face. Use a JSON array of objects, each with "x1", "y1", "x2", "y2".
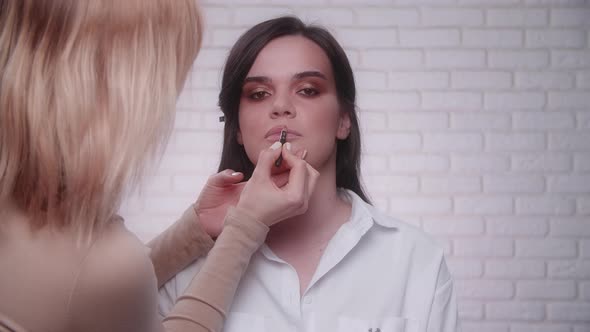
[
  {"x1": 274, "y1": 128, "x2": 287, "y2": 167},
  {"x1": 238, "y1": 36, "x2": 341, "y2": 170}
]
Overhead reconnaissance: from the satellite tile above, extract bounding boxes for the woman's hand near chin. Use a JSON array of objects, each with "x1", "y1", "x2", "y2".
[
  {"x1": 237, "y1": 142, "x2": 319, "y2": 227},
  {"x1": 193, "y1": 170, "x2": 246, "y2": 239}
]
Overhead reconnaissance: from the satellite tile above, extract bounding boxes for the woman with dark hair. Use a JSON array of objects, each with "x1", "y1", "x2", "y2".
[
  {"x1": 159, "y1": 16, "x2": 459, "y2": 332},
  {"x1": 216, "y1": 16, "x2": 367, "y2": 204}
]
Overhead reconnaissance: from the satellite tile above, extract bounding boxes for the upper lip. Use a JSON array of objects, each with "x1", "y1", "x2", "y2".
[{"x1": 265, "y1": 126, "x2": 302, "y2": 138}]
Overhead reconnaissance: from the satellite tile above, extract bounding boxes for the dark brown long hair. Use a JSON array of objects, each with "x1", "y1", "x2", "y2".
[{"x1": 217, "y1": 16, "x2": 370, "y2": 203}]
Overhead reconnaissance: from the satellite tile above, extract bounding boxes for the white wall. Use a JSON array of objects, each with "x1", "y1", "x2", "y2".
[{"x1": 121, "y1": 1, "x2": 590, "y2": 331}]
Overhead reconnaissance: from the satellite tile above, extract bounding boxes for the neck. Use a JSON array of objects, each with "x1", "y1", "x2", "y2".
[
  {"x1": 1, "y1": 198, "x2": 24, "y2": 222},
  {"x1": 266, "y1": 159, "x2": 352, "y2": 248},
  {"x1": 0, "y1": 198, "x2": 34, "y2": 234}
]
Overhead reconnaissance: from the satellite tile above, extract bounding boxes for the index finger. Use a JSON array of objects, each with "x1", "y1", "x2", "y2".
[
  {"x1": 251, "y1": 142, "x2": 283, "y2": 180},
  {"x1": 280, "y1": 145, "x2": 309, "y2": 196}
]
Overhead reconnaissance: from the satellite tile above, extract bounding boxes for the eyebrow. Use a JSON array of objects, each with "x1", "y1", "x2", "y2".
[
  {"x1": 243, "y1": 71, "x2": 327, "y2": 85},
  {"x1": 243, "y1": 76, "x2": 271, "y2": 84},
  {"x1": 293, "y1": 70, "x2": 327, "y2": 81}
]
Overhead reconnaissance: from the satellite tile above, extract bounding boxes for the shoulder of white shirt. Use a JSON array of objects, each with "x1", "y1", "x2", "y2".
[{"x1": 343, "y1": 189, "x2": 445, "y2": 252}]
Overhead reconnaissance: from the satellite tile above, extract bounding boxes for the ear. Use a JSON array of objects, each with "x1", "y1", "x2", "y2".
[
  {"x1": 237, "y1": 130, "x2": 243, "y2": 145},
  {"x1": 336, "y1": 112, "x2": 351, "y2": 140}
]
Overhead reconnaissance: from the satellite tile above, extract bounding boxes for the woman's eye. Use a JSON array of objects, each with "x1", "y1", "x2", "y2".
[
  {"x1": 249, "y1": 90, "x2": 270, "y2": 100},
  {"x1": 298, "y1": 87, "x2": 319, "y2": 97}
]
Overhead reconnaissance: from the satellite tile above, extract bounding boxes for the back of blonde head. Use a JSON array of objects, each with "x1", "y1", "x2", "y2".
[{"x1": 0, "y1": 0, "x2": 202, "y2": 239}]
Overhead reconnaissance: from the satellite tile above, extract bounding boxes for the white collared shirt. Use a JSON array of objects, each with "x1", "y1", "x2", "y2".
[{"x1": 158, "y1": 190, "x2": 459, "y2": 332}]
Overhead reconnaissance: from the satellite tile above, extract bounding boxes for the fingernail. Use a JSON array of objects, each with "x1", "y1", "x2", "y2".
[
  {"x1": 285, "y1": 142, "x2": 292, "y2": 151},
  {"x1": 301, "y1": 149, "x2": 308, "y2": 160},
  {"x1": 231, "y1": 172, "x2": 240, "y2": 176},
  {"x1": 270, "y1": 141, "x2": 282, "y2": 150}
]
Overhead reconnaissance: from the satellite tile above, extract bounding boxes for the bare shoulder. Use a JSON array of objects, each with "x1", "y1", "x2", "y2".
[
  {"x1": 67, "y1": 219, "x2": 159, "y2": 331},
  {"x1": 80, "y1": 218, "x2": 155, "y2": 288}
]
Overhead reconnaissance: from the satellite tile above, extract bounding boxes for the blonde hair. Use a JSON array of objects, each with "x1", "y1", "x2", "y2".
[{"x1": 0, "y1": 0, "x2": 202, "y2": 238}]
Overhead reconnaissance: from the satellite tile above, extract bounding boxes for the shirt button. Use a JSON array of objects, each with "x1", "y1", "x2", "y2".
[{"x1": 303, "y1": 296, "x2": 312, "y2": 304}]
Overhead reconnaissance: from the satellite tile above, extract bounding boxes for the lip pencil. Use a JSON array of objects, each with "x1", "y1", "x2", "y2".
[{"x1": 274, "y1": 129, "x2": 287, "y2": 167}]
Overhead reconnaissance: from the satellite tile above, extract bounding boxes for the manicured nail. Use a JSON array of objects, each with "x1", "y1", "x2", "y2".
[
  {"x1": 285, "y1": 142, "x2": 292, "y2": 151},
  {"x1": 301, "y1": 149, "x2": 308, "y2": 160},
  {"x1": 231, "y1": 172, "x2": 240, "y2": 176},
  {"x1": 270, "y1": 141, "x2": 282, "y2": 150}
]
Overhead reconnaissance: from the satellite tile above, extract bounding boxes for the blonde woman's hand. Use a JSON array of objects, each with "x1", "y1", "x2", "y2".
[
  {"x1": 236, "y1": 142, "x2": 319, "y2": 226},
  {"x1": 194, "y1": 170, "x2": 246, "y2": 238}
]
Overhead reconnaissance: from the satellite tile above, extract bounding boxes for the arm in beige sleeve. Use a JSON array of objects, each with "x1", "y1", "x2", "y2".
[
  {"x1": 148, "y1": 206, "x2": 215, "y2": 288},
  {"x1": 161, "y1": 206, "x2": 269, "y2": 332},
  {"x1": 0, "y1": 312, "x2": 28, "y2": 332}
]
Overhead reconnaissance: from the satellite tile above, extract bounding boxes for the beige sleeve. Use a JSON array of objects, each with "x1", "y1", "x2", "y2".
[
  {"x1": 161, "y1": 206, "x2": 269, "y2": 332},
  {"x1": 0, "y1": 312, "x2": 28, "y2": 332},
  {"x1": 148, "y1": 206, "x2": 215, "y2": 288}
]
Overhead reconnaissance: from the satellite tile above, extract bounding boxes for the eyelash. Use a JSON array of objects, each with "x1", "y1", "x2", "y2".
[
  {"x1": 249, "y1": 90, "x2": 270, "y2": 100},
  {"x1": 298, "y1": 87, "x2": 319, "y2": 97},
  {"x1": 246, "y1": 87, "x2": 319, "y2": 101}
]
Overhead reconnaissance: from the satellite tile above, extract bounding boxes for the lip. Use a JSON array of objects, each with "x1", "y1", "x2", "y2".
[{"x1": 265, "y1": 126, "x2": 302, "y2": 142}]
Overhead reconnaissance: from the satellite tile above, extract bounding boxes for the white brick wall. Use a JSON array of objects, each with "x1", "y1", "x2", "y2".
[{"x1": 120, "y1": 1, "x2": 590, "y2": 330}]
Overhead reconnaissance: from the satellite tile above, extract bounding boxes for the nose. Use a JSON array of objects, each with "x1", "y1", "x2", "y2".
[{"x1": 270, "y1": 94, "x2": 296, "y2": 119}]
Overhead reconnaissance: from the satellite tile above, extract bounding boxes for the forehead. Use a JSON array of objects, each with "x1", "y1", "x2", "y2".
[{"x1": 247, "y1": 35, "x2": 334, "y2": 80}]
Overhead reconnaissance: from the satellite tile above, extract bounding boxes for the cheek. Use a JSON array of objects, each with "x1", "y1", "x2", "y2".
[
  {"x1": 238, "y1": 105, "x2": 259, "y2": 140},
  {"x1": 301, "y1": 97, "x2": 341, "y2": 133},
  {"x1": 297, "y1": 101, "x2": 344, "y2": 167},
  {"x1": 238, "y1": 110, "x2": 263, "y2": 165}
]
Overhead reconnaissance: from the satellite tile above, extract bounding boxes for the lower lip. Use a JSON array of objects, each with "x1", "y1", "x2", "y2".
[{"x1": 266, "y1": 133, "x2": 299, "y2": 141}]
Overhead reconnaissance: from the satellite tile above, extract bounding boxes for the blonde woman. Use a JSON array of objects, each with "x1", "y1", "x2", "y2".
[{"x1": 0, "y1": 1, "x2": 318, "y2": 332}]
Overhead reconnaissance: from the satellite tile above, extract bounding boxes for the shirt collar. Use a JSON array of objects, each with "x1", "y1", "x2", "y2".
[
  {"x1": 258, "y1": 189, "x2": 400, "y2": 264},
  {"x1": 339, "y1": 189, "x2": 400, "y2": 230}
]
